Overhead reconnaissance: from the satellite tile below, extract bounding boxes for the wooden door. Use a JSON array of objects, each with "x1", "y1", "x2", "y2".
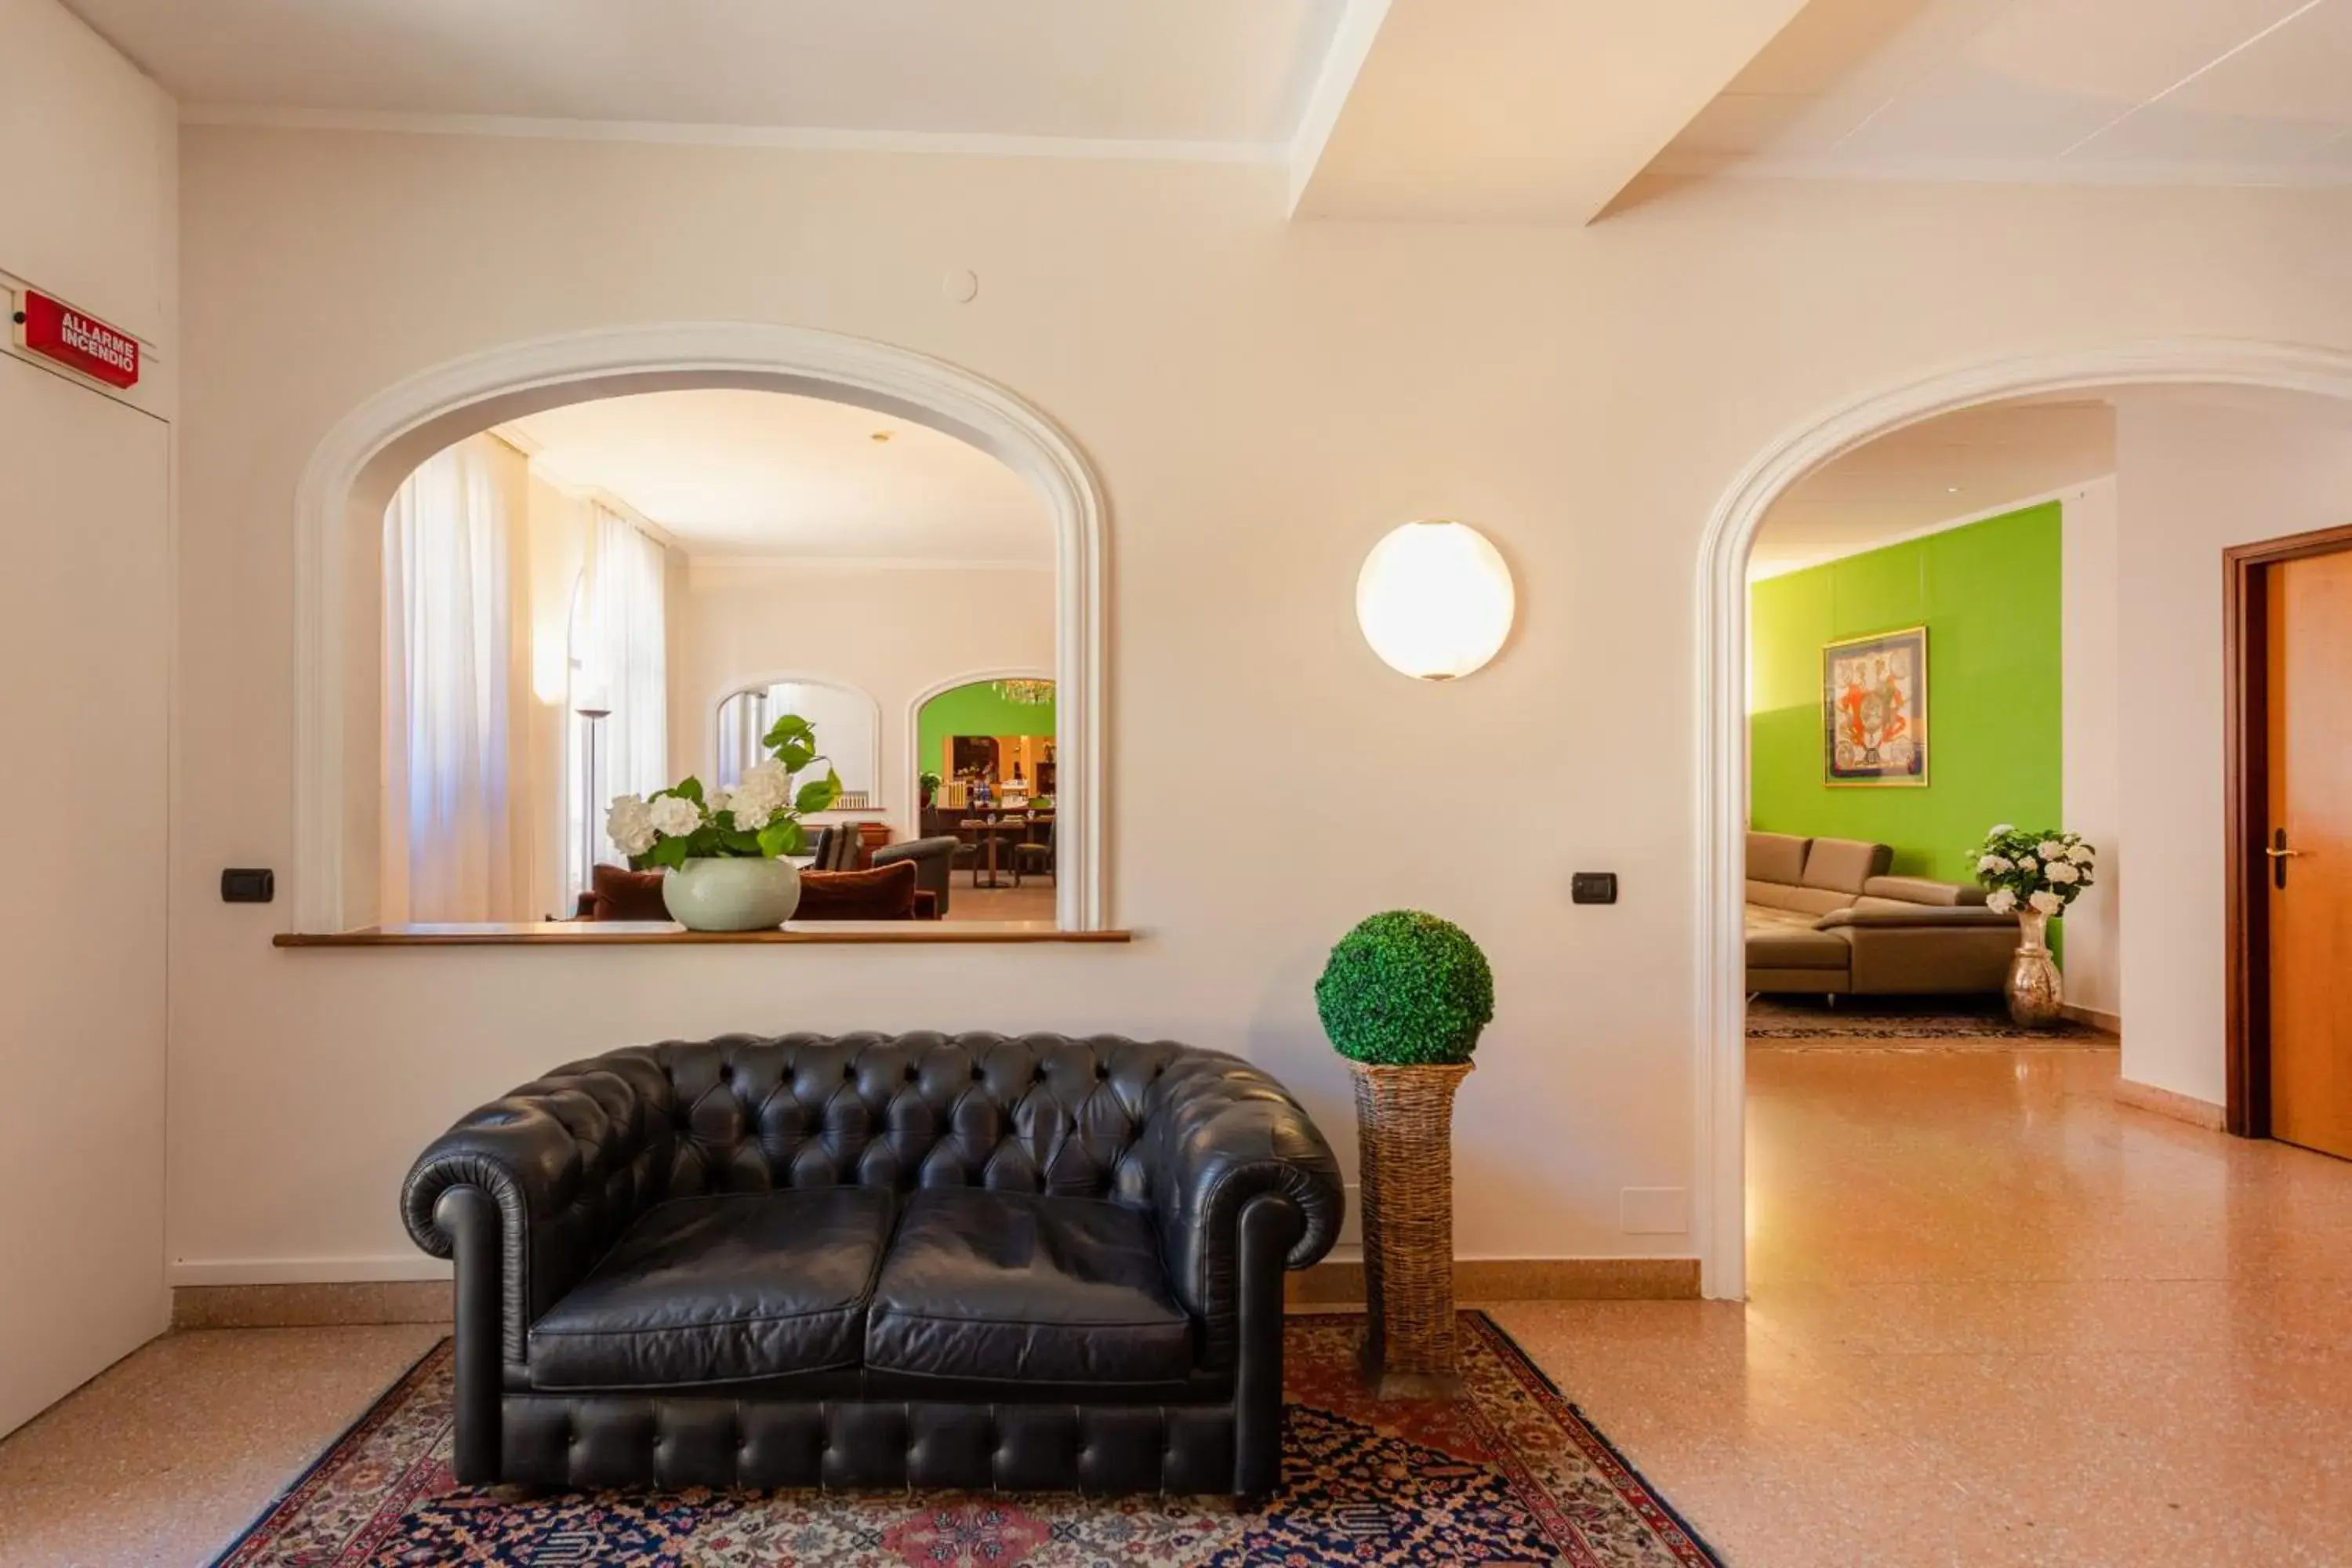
[{"x1": 2265, "y1": 549, "x2": 2352, "y2": 1160}]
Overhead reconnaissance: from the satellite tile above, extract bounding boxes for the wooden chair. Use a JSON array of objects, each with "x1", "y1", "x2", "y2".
[{"x1": 1011, "y1": 817, "x2": 1055, "y2": 885}]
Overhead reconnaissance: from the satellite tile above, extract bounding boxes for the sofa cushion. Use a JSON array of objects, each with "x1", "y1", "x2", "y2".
[
  {"x1": 1746, "y1": 831, "x2": 1811, "y2": 887},
  {"x1": 1748, "y1": 881, "x2": 1857, "y2": 916},
  {"x1": 589, "y1": 863, "x2": 669, "y2": 921},
  {"x1": 797, "y1": 859, "x2": 920, "y2": 920},
  {"x1": 865, "y1": 1189, "x2": 1192, "y2": 1386},
  {"x1": 1820, "y1": 898, "x2": 2019, "y2": 929},
  {"x1": 526, "y1": 1188, "x2": 895, "y2": 1390},
  {"x1": 1746, "y1": 924, "x2": 1853, "y2": 969},
  {"x1": 1861, "y1": 874, "x2": 1987, "y2": 907},
  {"x1": 1800, "y1": 838, "x2": 1894, "y2": 895}
]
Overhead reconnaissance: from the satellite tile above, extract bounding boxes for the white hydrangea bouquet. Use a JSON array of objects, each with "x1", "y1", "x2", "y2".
[
  {"x1": 1971, "y1": 824, "x2": 2096, "y2": 920},
  {"x1": 606, "y1": 713, "x2": 840, "y2": 871}
]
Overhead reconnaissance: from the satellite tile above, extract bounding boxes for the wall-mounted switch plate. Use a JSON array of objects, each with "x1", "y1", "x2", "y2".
[
  {"x1": 1620, "y1": 1187, "x2": 1690, "y2": 1235},
  {"x1": 221, "y1": 868, "x2": 274, "y2": 904},
  {"x1": 1571, "y1": 872, "x2": 1617, "y2": 906}
]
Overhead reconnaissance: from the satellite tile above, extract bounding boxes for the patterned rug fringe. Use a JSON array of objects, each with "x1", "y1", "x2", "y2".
[
  {"x1": 1746, "y1": 996, "x2": 2107, "y2": 1043},
  {"x1": 212, "y1": 1312, "x2": 1722, "y2": 1567}
]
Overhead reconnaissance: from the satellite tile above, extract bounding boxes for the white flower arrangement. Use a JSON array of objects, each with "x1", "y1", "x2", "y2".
[
  {"x1": 1970, "y1": 824, "x2": 2096, "y2": 920},
  {"x1": 605, "y1": 712, "x2": 840, "y2": 869}
]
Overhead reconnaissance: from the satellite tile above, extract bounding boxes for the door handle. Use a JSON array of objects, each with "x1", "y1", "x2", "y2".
[{"x1": 2269, "y1": 829, "x2": 2303, "y2": 889}]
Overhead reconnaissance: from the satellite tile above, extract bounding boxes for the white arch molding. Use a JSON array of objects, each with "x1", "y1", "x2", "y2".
[
  {"x1": 292, "y1": 322, "x2": 1108, "y2": 932},
  {"x1": 702, "y1": 671, "x2": 886, "y2": 797},
  {"x1": 904, "y1": 666, "x2": 1058, "y2": 826},
  {"x1": 1693, "y1": 338, "x2": 2352, "y2": 1301}
]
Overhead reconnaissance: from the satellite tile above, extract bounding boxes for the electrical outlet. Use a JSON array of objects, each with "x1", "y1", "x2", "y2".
[{"x1": 1571, "y1": 871, "x2": 1618, "y2": 905}]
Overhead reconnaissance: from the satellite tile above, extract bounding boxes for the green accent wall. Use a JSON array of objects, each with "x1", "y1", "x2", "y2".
[
  {"x1": 1749, "y1": 503, "x2": 2062, "y2": 884},
  {"x1": 917, "y1": 680, "x2": 1056, "y2": 775}
]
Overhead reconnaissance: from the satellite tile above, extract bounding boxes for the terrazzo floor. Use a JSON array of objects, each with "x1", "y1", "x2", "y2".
[{"x1": 3, "y1": 1041, "x2": 2348, "y2": 1566}]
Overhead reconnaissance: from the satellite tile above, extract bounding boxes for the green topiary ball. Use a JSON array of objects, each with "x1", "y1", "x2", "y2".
[{"x1": 1315, "y1": 910, "x2": 1494, "y2": 1066}]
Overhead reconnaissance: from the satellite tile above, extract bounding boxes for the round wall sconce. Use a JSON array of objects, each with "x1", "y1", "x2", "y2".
[{"x1": 1355, "y1": 520, "x2": 1516, "y2": 681}]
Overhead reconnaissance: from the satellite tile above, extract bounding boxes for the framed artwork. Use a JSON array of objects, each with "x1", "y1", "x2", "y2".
[{"x1": 1822, "y1": 626, "x2": 1928, "y2": 786}]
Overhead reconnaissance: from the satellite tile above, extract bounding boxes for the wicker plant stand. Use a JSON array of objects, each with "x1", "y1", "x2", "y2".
[{"x1": 1350, "y1": 1060, "x2": 1472, "y2": 1398}]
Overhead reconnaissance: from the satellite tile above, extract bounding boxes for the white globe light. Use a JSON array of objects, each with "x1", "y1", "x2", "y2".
[{"x1": 1355, "y1": 521, "x2": 1515, "y2": 680}]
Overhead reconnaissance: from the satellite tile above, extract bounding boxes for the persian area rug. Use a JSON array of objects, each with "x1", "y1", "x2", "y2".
[
  {"x1": 1748, "y1": 994, "x2": 2107, "y2": 1044},
  {"x1": 213, "y1": 1312, "x2": 1721, "y2": 1567}
]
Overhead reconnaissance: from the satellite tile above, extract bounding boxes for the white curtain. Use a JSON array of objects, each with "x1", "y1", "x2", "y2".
[
  {"x1": 381, "y1": 437, "x2": 532, "y2": 922},
  {"x1": 575, "y1": 505, "x2": 670, "y2": 873}
]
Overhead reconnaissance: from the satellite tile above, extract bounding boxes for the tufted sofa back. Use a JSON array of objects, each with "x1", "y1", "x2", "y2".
[
  {"x1": 561, "y1": 1030, "x2": 1187, "y2": 1210},
  {"x1": 405, "y1": 1028, "x2": 1345, "y2": 1374}
]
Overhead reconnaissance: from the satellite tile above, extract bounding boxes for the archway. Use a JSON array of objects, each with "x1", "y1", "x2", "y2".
[
  {"x1": 1693, "y1": 339, "x2": 2352, "y2": 1301},
  {"x1": 906, "y1": 667, "x2": 1058, "y2": 817},
  {"x1": 290, "y1": 323, "x2": 1106, "y2": 932}
]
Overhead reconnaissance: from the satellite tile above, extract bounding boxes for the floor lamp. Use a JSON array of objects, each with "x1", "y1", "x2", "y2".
[{"x1": 576, "y1": 705, "x2": 611, "y2": 891}]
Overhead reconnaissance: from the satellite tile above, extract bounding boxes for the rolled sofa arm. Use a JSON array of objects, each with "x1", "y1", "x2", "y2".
[
  {"x1": 398, "y1": 1047, "x2": 677, "y2": 1363},
  {"x1": 1140, "y1": 1051, "x2": 1345, "y2": 1368}
]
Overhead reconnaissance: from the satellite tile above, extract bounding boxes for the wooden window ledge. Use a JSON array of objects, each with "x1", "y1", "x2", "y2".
[{"x1": 274, "y1": 921, "x2": 1132, "y2": 947}]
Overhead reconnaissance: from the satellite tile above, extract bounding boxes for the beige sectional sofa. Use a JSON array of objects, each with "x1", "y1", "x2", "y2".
[{"x1": 1746, "y1": 831, "x2": 2020, "y2": 996}]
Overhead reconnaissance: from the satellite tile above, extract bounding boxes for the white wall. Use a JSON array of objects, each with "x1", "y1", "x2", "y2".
[
  {"x1": 678, "y1": 559, "x2": 1055, "y2": 842},
  {"x1": 165, "y1": 125, "x2": 2352, "y2": 1288},
  {"x1": 2114, "y1": 396, "x2": 2352, "y2": 1106},
  {"x1": 0, "y1": 0, "x2": 176, "y2": 341},
  {"x1": 0, "y1": 0, "x2": 176, "y2": 1437},
  {"x1": 2060, "y1": 477, "x2": 2122, "y2": 1022}
]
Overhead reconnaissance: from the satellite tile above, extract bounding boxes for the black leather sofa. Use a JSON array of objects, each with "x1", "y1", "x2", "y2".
[{"x1": 401, "y1": 1031, "x2": 1344, "y2": 1503}]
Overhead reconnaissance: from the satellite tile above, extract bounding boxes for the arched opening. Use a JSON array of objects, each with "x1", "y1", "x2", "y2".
[
  {"x1": 906, "y1": 672, "x2": 1060, "y2": 920},
  {"x1": 711, "y1": 677, "x2": 883, "y2": 800},
  {"x1": 292, "y1": 323, "x2": 1105, "y2": 933},
  {"x1": 1696, "y1": 340, "x2": 2352, "y2": 1301}
]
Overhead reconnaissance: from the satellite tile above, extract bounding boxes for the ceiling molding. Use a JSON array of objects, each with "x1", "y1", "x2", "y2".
[
  {"x1": 1656, "y1": 151, "x2": 2352, "y2": 191},
  {"x1": 686, "y1": 555, "x2": 1056, "y2": 583},
  {"x1": 486, "y1": 421, "x2": 541, "y2": 459},
  {"x1": 1749, "y1": 476, "x2": 2114, "y2": 581},
  {"x1": 180, "y1": 102, "x2": 1287, "y2": 165}
]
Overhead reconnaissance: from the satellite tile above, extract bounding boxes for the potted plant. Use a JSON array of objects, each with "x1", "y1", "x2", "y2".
[
  {"x1": 919, "y1": 771, "x2": 942, "y2": 809},
  {"x1": 606, "y1": 713, "x2": 840, "y2": 931},
  {"x1": 1971, "y1": 824, "x2": 2098, "y2": 1026},
  {"x1": 1315, "y1": 909, "x2": 1494, "y2": 1396}
]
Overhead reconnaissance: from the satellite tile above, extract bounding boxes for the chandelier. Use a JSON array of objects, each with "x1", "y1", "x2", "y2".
[{"x1": 993, "y1": 679, "x2": 1055, "y2": 706}]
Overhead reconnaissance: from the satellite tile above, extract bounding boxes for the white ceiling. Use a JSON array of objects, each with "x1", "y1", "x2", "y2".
[
  {"x1": 506, "y1": 390, "x2": 1051, "y2": 563},
  {"x1": 1752, "y1": 398, "x2": 2116, "y2": 577},
  {"x1": 1293, "y1": 0, "x2": 1812, "y2": 221},
  {"x1": 68, "y1": 0, "x2": 1345, "y2": 151},
  {"x1": 67, "y1": 0, "x2": 2352, "y2": 210},
  {"x1": 1655, "y1": 0, "x2": 2352, "y2": 188}
]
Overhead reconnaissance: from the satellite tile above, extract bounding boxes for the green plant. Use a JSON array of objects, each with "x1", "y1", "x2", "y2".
[
  {"x1": 919, "y1": 770, "x2": 942, "y2": 800},
  {"x1": 1970, "y1": 824, "x2": 2096, "y2": 918},
  {"x1": 608, "y1": 712, "x2": 840, "y2": 869},
  {"x1": 1315, "y1": 910, "x2": 1494, "y2": 1066}
]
